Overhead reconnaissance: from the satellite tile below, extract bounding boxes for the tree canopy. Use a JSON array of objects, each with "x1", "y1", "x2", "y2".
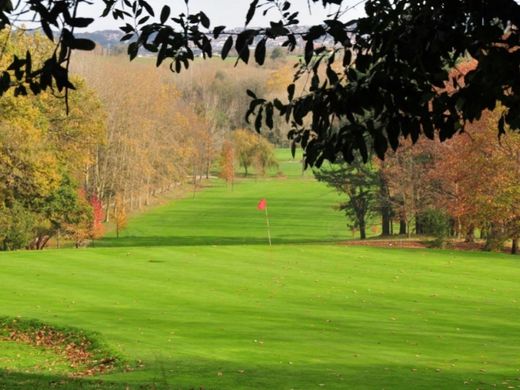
[{"x1": 0, "y1": 0, "x2": 518, "y2": 165}]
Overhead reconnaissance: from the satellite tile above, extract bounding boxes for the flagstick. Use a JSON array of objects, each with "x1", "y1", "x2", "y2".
[{"x1": 265, "y1": 206, "x2": 272, "y2": 247}]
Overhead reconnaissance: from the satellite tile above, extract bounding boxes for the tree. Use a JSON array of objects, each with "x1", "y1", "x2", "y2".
[
  {"x1": 270, "y1": 47, "x2": 286, "y2": 62},
  {"x1": 75, "y1": 54, "x2": 207, "y2": 215},
  {"x1": 232, "y1": 129, "x2": 278, "y2": 177},
  {"x1": 0, "y1": 201, "x2": 34, "y2": 250},
  {"x1": 382, "y1": 139, "x2": 437, "y2": 237},
  {"x1": 29, "y1": 175, "x2": 93, "y2": 250},
  {"x1": 233, "y1": 129, "x2": 259, "y2": 177},
  {"x1": 0, "y1": 30, "x2": 106, "y2": 250},
  {"x1": 376, "y1": 166, "x2": 393, "y2": 237},
  {"x1": 253, "y1": 137, "x2": 278, "y2": 177},
  {"x1": 0, "y1": 0, "x2": 518, "y2": 164},
  {"x1": 219, "y1": 140, "x2": 235, "y2": 190},
  {"x1": 113, "y1": 194, "x2": 127, "y2": 239},
  {"x1": 90, "y1": 195, "x2": 105, "y2": 240},
  {"x1": 416, "y1": 209, "x2": 451, "y2": 248},
  {"x1": 314, "y1": 153, "x2": 380, "y2": 240},
  {"x1": 432, "y1": 108, "x2": 520, "y2": 254}
]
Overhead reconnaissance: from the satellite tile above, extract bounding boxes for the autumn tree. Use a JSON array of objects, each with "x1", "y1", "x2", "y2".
[
  {"x1": 232, "y1": 129, "x2": 278, "y2": 177},
  {"x1": 253, "y1": 137, "x2": 278, "y2": 177},
  {"x1": 219, "y1": 140, "x2": 235, "y2": 190},
  {"x1": 432, "y1": 109, "x2": 520, "y2": 254},
  {"x1": 233, "y1": 129, "x2": 259, "y2": 177},
  {"x1": 382, "y1": 139, "x2": 437, "y2": 236},
  {"x1": 0, "y1": 31, "x2": 105, "y2": 250},
  {"x1": 74, "y1": 54, "x2": 210, "y2": 216},
  {"x1": 177, "y1": 62, "x2": 268, "y2": 134},
  {"x1": 90, "y1": 195, "x2": 105, "y2": 240},
  {"x1": 113, "y1": 194, "x2": 127, "y2": 239}
]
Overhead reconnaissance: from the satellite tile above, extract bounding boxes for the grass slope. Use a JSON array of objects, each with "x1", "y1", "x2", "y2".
[{"x1": 0, "y1": 150, "x2": 519, "y2": 389}]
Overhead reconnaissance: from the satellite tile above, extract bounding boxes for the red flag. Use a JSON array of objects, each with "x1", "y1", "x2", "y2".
[{"x1": 257, "y1": 198, "x2": 267, "y2": 211}]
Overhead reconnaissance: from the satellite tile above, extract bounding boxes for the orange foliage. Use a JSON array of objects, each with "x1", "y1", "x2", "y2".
[{"x1": 219, "y1": 140, "x2": 235, "y2": 188}]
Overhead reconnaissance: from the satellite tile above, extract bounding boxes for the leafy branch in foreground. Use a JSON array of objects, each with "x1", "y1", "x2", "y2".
[{"x1": 0, "y1": 0, "x2": 518, "y2": 165}]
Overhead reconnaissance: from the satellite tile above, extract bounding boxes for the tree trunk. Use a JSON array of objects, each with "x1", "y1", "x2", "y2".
[
  {"x1": 465, "y1": 225, "x2": 475, "y2": 243},
  {"x1": 381, "y1": 212, "x2": 391, "y2": 236},
  {"x1": 359, "y1": 220, "x2": 367, "y2": 240},
  {"x1": 379, "y1": 170, "x2": 392, "y2": 237},
  {"x1": 105, "y1": 194, "x2": 112, "y2": 222},
  {"x1": 512, "y1": 238, "x2": 518, "y2": 255},
  {"x1": 192, "y1": 171, "x2": 197, "y2": 199},
  {"x1": 415, "y1": 214, "x2": 423, "y2": 235},
  {"x1": 38, "y1": 236, "x2": 51, "y2": 250},
  {"x1": 448, "y1": 219, "x2": 454, "y2": 237},
  {"x1": 399, "y1": 218, "x2": 407, "y2": 235}
]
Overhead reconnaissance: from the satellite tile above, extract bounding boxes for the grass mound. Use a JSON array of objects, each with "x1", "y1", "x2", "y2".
[{"x1": 0, "y1": 317, "x2": 121, "y2": 377}]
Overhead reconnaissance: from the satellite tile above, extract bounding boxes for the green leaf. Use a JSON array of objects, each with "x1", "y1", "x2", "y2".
[
  {"x1": 68, "y1": 17, "x2": 94, "y2": 28},
  {"x1": 221, "y1": 36, "x2": 233, "y2": 60},
  {"x1": 160, "y1": 5, "x2": 170, "y2": 24},
  {"x1": 200, "y1": 11, "x2": 210, "y2": 28},
  {"x1": 246, "y1": 0, "x2": 259, "y2": 26},
  {"x1": 69, "y1": 38, "x2": 96, "y2": 51},
  {"x1": 255, "y1": 38, "x2": 266, "y2": 65},
  {"x1": 213, "y1": 25, "x2": 226, "y2": 39}
]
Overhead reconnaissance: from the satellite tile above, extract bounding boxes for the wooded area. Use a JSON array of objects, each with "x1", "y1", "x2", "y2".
[
  {"x1": 0, "y1": 31, "x2": 286, "y2": 250},
  {"x1": 0, "y1": 29, "x2": 518, "y2": 254}
]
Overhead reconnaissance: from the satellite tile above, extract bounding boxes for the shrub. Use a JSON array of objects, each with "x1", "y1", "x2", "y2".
[
  {"x1": 418, "y1": 209, "x2": 451, "y2": 248},
  {"x1": 0, "y1": 202, "x2": 35, "y2": 250}
]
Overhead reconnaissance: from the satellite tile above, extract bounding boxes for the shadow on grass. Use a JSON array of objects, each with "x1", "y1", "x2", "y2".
[
  {"x1": 94, "y1": 235, "x2": 342, "y2": 248},
  {"x1": 0, "y1": 371, "x2": 128, "y2": 389},
  {"x1": 2, "y1": 359, "x2": 518, "y2": 390}
]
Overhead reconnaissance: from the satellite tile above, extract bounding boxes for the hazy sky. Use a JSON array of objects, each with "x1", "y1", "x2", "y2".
[{"x1": 81, "y1": 0, "x2": 366, "y2": 31}]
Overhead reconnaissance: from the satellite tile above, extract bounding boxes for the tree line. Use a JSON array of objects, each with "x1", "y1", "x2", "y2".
[{"x1": 316, "y1": 105, "x2": 520, "y2": 254}]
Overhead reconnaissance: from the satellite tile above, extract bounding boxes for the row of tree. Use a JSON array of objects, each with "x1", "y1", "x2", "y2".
[{"x1": 316, "y1": 107, "x2": 520, "y2": 254}]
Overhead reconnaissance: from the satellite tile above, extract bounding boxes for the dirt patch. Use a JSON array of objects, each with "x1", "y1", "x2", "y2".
[
  {"x1": 340, "y1": 238, "x2": 509, "y2": 253},
  {"x1": 341, "y1": 239, "x2": 428, "y2": 249},
  {"x1": 0, "y1": 317, "x2": 120, "y2": 377}
]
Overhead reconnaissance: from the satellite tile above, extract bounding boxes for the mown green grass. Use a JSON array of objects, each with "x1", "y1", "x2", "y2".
[
  {"x1": 0, "y1": 150, "x2": 519, "y2": 389},
  {"x1": 0, "y1": 341, "x2": 71, "y2": 375}
]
